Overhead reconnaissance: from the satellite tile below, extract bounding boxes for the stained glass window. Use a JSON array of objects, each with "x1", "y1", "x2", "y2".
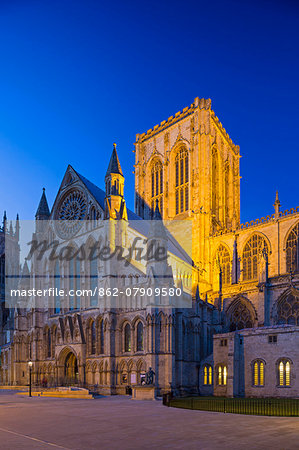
[
  {"x1": 175, "y1": 149, "x2": 189, "y2": 215},
  {"x1": 242, "y1": 235, "x2": 268, "y2": 281}
]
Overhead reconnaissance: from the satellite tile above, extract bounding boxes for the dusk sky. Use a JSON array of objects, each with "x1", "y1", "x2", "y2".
[{"x1": 0, "y1": 0, "x2": 298, "y2": 223}]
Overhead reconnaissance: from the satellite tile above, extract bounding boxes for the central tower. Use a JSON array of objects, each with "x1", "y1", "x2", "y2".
[{"x1": 134, "y1": 97, "x2": 240, "y2": 291}]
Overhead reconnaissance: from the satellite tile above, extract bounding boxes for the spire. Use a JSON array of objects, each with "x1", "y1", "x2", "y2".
[
  {"x1": 274, "y1": 190, "x2": 281, "y2": 219},
  {"x1": 15, "y1": 214, "x2": 20, "y2": 240},
  {"x1": 105, "y1": 143, "x2": 123, "y2": 177},
  {"x1": 35, "y1": 188, "x2": 50, "y2": 219},
  {"x1": 2, "y1": 210, "x2": 7, "y2": 231}
]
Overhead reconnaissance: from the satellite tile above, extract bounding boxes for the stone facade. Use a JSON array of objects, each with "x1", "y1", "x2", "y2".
[
  {"x1": 213, "y1": 326, "x2": 299, "y2": 398},
  {"x1": 1, "y1": 97, "x2": 299, "y2": 398}
]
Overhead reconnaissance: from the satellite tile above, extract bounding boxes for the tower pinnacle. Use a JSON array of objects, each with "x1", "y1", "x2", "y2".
[
  {"x1": 35, "y1": 188, "x2": 50, "y2": 219},
  {"x1": 106, "y1": 143, "x2": 123, "y2": 177},
  {"x1": 274, "y1": 191, "x2": 281, "y2": 219}
]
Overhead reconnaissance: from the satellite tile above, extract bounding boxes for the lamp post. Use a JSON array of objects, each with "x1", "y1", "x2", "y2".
[{"x1": 28, "y1": 361, "x2": 33, "y2": 397}]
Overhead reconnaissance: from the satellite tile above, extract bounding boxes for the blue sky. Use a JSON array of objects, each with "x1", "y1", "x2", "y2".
[{"x1": 0, "y1": 0, "x2": 298, "y2": 223}]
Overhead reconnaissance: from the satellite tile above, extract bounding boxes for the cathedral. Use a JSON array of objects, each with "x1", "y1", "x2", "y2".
[{"x1": 1, "y1": 97, "x2": 299, "y2": 398}]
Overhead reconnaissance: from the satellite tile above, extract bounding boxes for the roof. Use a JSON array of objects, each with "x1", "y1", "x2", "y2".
[
  {"x1": 105, "y1": 145, "x2": 123, "y2": 177},
  {"x1": 36, "y1": 188, "x2": 50, "y2": 218}
]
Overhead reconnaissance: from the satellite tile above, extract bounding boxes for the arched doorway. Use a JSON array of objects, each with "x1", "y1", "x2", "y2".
[{"x1": 64, "y1": 352, "x2": 79, "y2": 385}]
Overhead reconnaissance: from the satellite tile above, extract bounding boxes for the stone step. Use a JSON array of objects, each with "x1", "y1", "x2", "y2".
[{"x1": 17, "y1": 389, "x2": 94, "y2": 399}]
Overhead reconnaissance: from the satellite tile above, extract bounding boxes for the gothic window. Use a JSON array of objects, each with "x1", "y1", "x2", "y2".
[
  {"x1": 90, "y1": 321, "x2": 96, "y2": 355},
  {"x1": 217, "y1": 365, "x2": 227, "y2": 385},
  {"x1": 90, "y1": 257, "x2": 97, "y2": 307},
  {"x1": 242, "y1": 234, "x2": 269, "y2": 281},
  {"x1": 54, "y1": 260, "x2": 60, "y2": 314},
  {"x1": 252, "y1": 360, "x2": 264, "y2": 386},
  {"x1": 175, "y1": 148, "x2": 189, "y2": 215},
  {"x1": 56, "y1": 190, "x2": 87, "y2": 238},
  {"x1": 224, "y1": 163, "x2": 230, "y2": 228},
  {"x1": 204, "y1": 365, "x2": 213, "y2": 385},
  {"x1": 228, "y1": 300, "x2": 254, "y2": 331},
  {"x1": 99, "y1": 320, "x2": 104, "y2": 354},
  {"x1": 47, "y1": 329, "x2": 51, "y2": 358},
  {"x1": 276, "y1": 294, "x2": 299, "y2": 325},
  {"x1": 216, "y1": 244, "x2": 231, "y2": 286},
  {"x1": 278, "y1": 359, "x2": 291, "y2": 387},
  {"x1": 137, "y1": 322, "x2": 144, "y2": 352},
  {"x1": 151, "y1": 161, "x2": 163, "y2": 216},
  {"x1": 69, "y1": 256, "x2": 81, "y2": 310},
  {"x1": 124, "y1": 323, "x2": 131, "y2": 352},
  {"x1": 286, "y1": 222, "x2": 299, "y2": 273},
  {"x1": 212, "y1": 148, "x2": 219, "y2": 222}
]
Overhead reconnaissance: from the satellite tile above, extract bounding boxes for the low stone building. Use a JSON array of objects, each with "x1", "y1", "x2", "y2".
[{"x1": 212, "y1": 325, "x2": 299, "y2": 398}]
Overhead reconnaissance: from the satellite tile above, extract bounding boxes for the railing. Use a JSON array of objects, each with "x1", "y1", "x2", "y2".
[{"x1": 165, "y1": 396, "x2": 299, "y2": 416}]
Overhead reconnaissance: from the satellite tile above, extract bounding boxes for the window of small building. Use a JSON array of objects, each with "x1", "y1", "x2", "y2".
[
  {"x1": 203, "y1": 365, "x2": 213, "y2": 385},
  {"x1": 220, "y1": 339, "x2": 227, "y2": 347},
  {"x1": 252, "y1": 360, "x2": 264, "y2": 387},
  {"x1": 268, "y1": 335, "x2": 277, "y2": 343},
  {"x1": 278, "y1": 360, "x2": 291, "y2": 387},
  {"x1": 217, "y1": 365, "x2": 227, "y2": 385}
]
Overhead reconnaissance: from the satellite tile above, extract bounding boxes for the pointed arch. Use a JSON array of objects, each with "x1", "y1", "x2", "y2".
[
  {"x1": 124, "y1": 323, "x2": 131, "y2": 353},
  {"x1": 174, "y1": 145, "x2": 189, "y2": 215},
  {"x1": 215, "y1": 243, "x2": 231, "y2": 286},
  {"x1": 285, "y1": 221, "x2": 299, "y2": 273},
  {"x1": 272, "y1": 288, "x2": 299, "y2": 325},
  {"x1": 96, "y1": 316, "x2": 105, "y2": 354},
  {"x1": 242, "y1": 233, "x2": 270, "y2": 281},
  {"x1": 150, "y1": 158, "x2": 163, "y2": 217},
  {"x1": 136, "y1": 321, "x2": 144, "y2": 352},
  {"x1": 225, "y1": 296, "x2": 257, "y2": 331}
]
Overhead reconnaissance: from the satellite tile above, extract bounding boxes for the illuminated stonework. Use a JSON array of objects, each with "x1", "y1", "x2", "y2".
[{"x1": 1, "y1": 98, "x2": 299, "y2": 400}]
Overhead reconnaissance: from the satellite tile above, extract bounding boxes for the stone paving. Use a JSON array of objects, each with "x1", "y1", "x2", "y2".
[{"x1": 0, "y1": 390, "x2": 298, "y2": 449}]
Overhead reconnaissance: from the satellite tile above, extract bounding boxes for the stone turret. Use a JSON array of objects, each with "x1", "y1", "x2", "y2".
[
  {"x1": 104, "y1": 144, "x2": 127, "y2": 220},
  {"x1": 274, "y1": 191, "x2": 281, "y2": 219},
  {"x1": 35, "y1": 188, "x2": 50, "y2": 220},
  {"x1": 15, "y1": 214, "x2": 20, "y2": 240},
  {"x1": 35, "y1": 188, "x2": 50, "y2": 233}
]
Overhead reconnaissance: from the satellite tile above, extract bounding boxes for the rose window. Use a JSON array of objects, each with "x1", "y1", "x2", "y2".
[{"x1": 56, "y1": 190, "x2": 87, "y2": 238}]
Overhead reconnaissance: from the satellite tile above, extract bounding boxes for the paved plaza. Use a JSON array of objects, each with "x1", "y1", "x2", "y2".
[{"x1": 0, "y1": 390, "x2": 298, "y2": 449}]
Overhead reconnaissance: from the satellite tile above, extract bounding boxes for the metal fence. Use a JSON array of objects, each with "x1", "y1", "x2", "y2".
[{"x1": 165, "y1": 396, "x2": 299, "y2": 416}]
